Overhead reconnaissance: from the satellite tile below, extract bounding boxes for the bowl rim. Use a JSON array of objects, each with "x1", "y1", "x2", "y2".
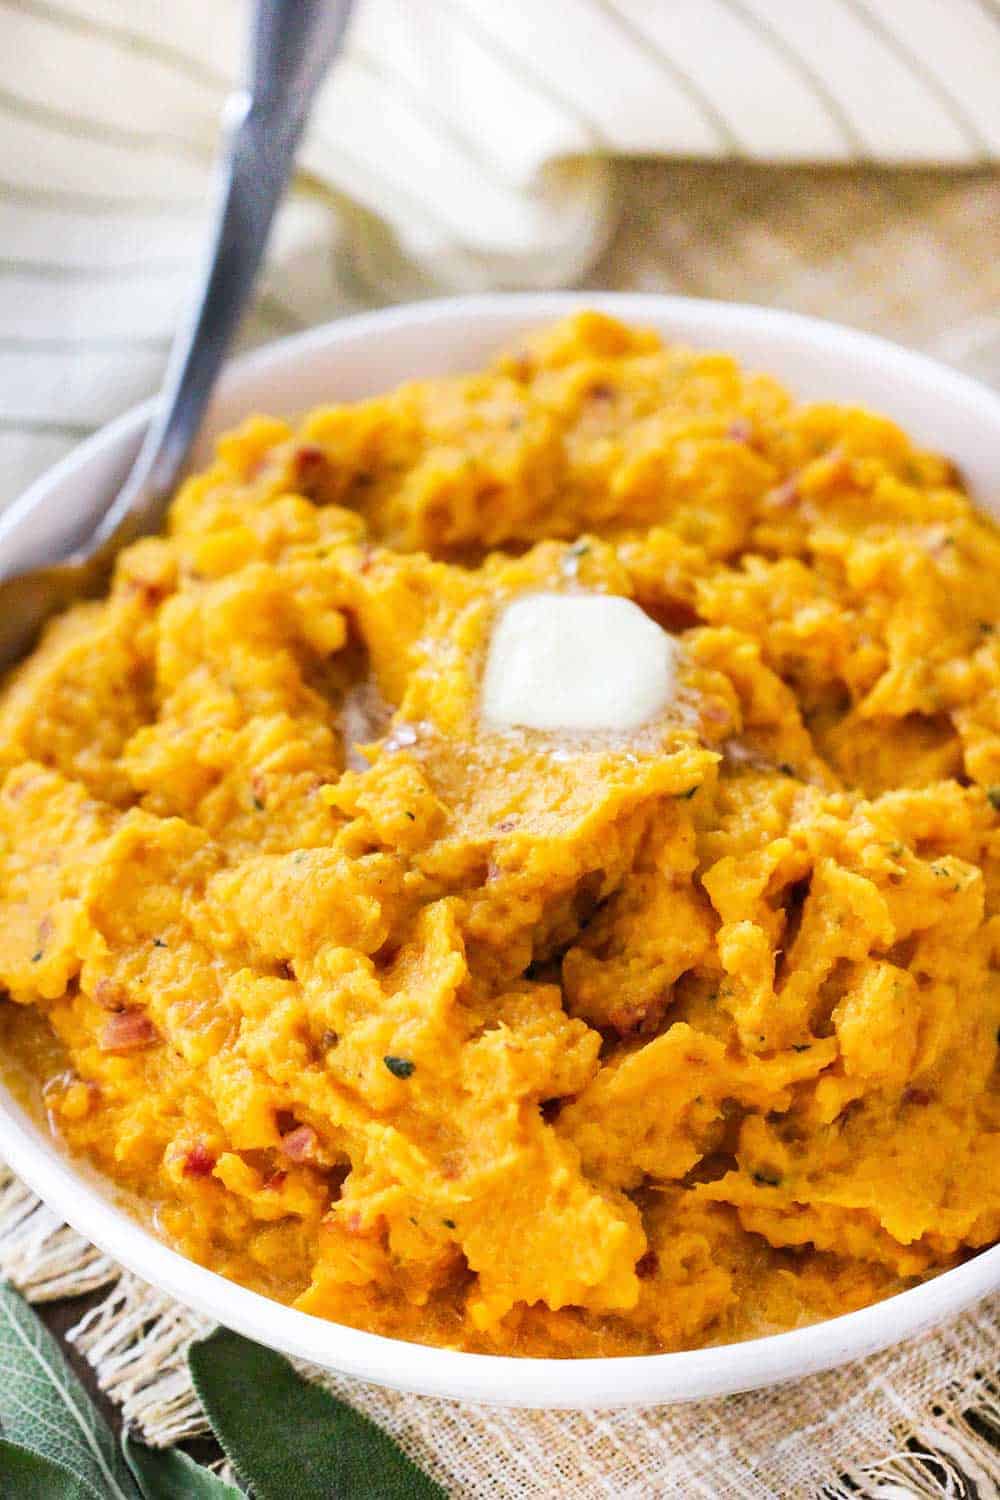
[{"x1": 2, "y1": 290, "x2": 999, "y2": 1409}]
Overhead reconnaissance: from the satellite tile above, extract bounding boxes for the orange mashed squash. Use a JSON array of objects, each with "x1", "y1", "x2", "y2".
[{"x1": 1, "y1": 311, "x2": 999, "y2": 1358}]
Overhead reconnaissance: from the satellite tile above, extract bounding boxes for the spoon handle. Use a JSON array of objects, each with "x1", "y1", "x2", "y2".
[{"x1": 90, "y1": 0, "x2": 354, "y2": 554}]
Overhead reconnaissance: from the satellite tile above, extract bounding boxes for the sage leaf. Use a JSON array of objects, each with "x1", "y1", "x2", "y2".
[
  {"x1": 0, "y1": 1439, "x2": 96, "y2": 1499},
  {"x1": 0, "y1": 1282, "x2": 139, "y2": 1500},
  {"x1": 123, "y1": 1430, "x2": 242, "y2": 1498},
  {"x1": 190, "y1": 1327, "x2": 446, "y2": 1500}
]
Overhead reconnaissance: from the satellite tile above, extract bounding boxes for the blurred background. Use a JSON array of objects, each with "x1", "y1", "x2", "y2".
[{"x1": 1, "y1": 0, "x2": 997, "y2": 510}]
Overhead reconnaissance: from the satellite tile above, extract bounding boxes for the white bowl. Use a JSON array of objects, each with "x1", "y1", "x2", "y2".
[{"x1": 1, "y1": 294, "x2": 999, "y2": 1409}]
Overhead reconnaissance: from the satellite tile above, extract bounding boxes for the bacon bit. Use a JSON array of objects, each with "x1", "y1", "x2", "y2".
[
  {"x1": 280, "y1": 1124, "x2": 318, "y2": 1163},
  {"x1": 123, "y1": 576, "x2": 166, "y2": 607},
  {"x1": 294, "y1": 444, "x2": 327, "y2": 474},
  {"x1": 264, "y1": 1169, "x2": 288, "y2": 1191},
  {"x1": 182, "y1": 1143, "x2": 217, "y2": 1178},
  {"x1": 767, "y1": 478, "x2": 800, "y2": 510},
  {"x1": 99, "y1": 1010, "x2": 159, "y2": 1054},
  {"x1": 343, "y1": 1209, "x2": 381, "y2": 1237},
  {"x1": 636, "y1": 1250, "x2": 659, "y2": 1279},
  {"x1": 496, "y1": 818, "x2": 517, "y2": 833},
  {"x1": 94, "y1": 978, "x2": 127, "y2": 1012},
  {"x1": 903, "y1": 1087, "x2": 933, "y2": 1107},
  {"x1": 293, "y1": 444, "x2": 330, "y2": 499}
]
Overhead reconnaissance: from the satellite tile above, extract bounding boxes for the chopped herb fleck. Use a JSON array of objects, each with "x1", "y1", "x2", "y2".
[
  {"x1": 791, "y1": 1043, "x2": 811, "y2": 1053},
  {"x1": 568, "y1": 540, "x2": 590, "y2": 559},
  {"x1": 153, "y1": 937, "x2": 168, "y2": 949},
  {"x1": 751, "y1": 1170, "x2": 782, "y2": 1187},
  {"x1": 403, "y1": 810, "x2": 416, "y2": 821},
  {"x1": 988, "y1": 786, "x2": 1000, "y2": 811},
  {"x1": 384, "y1": 1055, "x2": 415, "y2": 1079},
  {"x1": 252, "y1": 794, "x2": 264, "y2": 811},
  {"x1": 30, "y1": 950, "x2": 43, "y2": 963},
  {"x1": 979, "y1": 621, "x2": 995, "y2": 634},
  {"x1": 442, "y1": 1218, "x2": 456, "y2": 1229},
  {"x1": 292, "y1": 850, "x2": 307, "y2": 863},
  {"x1": 888, "y1": 840, "x2": 905, "y2": 858},
  {"x1": 778, "y1": 763, "x2": 796, "y2": 777},
  {"x1": 679, "y1": 785, "x2": 699, "y2": 799}
]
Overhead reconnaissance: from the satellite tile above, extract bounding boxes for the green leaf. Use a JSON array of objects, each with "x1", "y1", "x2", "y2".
[
  {"x1": 190, "y1": 1327, "x2": 446, "y2": 1500},
  {"x1": 123, "y1": 1431, "x2": 242, "y2": 1498},
  {"x1": 0, "y1": 1439, "x2": 96, "y2": 1499},
  {"x1": 0, "y1": 1281, "x2": 139, "y2": 1500}
]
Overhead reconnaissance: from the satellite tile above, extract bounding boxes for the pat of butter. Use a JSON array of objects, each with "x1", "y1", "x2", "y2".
[{"x1": 481, "y1": 592, "x2": 678, "y2": 732}]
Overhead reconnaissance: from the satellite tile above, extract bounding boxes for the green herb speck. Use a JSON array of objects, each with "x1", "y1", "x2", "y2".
[
  {"x1": 384, "y1": 1055, "x2": 415, "y2": 1079},
  {"x1": 988, "y1": 786, "x2": 1000, "y2": 811},
  {"x1": 442, "y1": 1218, "x2": 456, "y2": 1229},
  {"x1": 30, "y1": 950, "x2": 42, "y2": 963},
  {"x1": 403, "y1": 810, "x2": 416, "y2": 821},
  {"x1": 778, "y1": 763, "x2": 796, "y2": 777},
  {"x1": 153, "y1": 937, "x2": 167, "y2": 949},
  {"x1": 252, "y1": 794, "x2": 264, "y2": 811},
  {"x1": 679, "y1": 785, "x2": 699, "y2": 799}
]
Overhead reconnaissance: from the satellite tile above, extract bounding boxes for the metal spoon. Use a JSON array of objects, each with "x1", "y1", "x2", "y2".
[{"x1": 0, "y1": 0, "x2": 354, "y2": 673}]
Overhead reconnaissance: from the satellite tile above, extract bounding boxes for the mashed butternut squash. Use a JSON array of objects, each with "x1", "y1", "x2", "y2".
[{"x1": 1, "y1": 312, "x2": 998, "y2": 1356}]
